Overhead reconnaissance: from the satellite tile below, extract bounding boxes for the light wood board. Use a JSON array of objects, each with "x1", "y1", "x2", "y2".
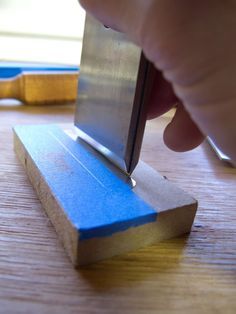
[{"x1": 14, "y1": 124, "x2": 197, "y2": 266}]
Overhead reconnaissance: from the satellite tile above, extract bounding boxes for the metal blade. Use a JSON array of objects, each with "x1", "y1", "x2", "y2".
[{"x1": 75, "y1": 14, "x2": 152, "y2": 175}]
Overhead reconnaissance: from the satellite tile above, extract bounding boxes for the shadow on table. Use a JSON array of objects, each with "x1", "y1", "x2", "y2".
[{"x1": 78, "y1": 235, "x2": 189, "y2": 291}]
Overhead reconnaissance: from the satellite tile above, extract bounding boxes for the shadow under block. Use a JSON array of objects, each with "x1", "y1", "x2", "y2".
[{"x1": 13, "y1": 124, "x2": 197, "y2": 266}]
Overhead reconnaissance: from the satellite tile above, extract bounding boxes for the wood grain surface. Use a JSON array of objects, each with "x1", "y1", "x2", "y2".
[{"x1": 0, "y1": 101, "x2": 235, "y2": 314}]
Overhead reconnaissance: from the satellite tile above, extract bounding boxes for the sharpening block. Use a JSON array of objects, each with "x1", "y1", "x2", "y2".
[{"x1": 13, "y1": 124, "x2": 197, "y2": 266}]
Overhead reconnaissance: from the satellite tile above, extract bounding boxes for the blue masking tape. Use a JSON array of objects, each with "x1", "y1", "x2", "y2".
[
  {"x1": 0, "y1": 62, "x2": 79, "y2": 78},
  {"x1": 14, "y1": 124, "x2": 157, "y2": 240}
]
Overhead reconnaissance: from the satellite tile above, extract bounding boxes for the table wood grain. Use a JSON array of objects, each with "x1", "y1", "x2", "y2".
[{"x1": 0, "y1": 101, "x2": 235, "y2": 314}]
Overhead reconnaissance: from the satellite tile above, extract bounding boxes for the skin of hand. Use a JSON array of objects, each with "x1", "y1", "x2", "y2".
[{"x1": 79, "y1": 0, "x2": 236, "y2": 163}]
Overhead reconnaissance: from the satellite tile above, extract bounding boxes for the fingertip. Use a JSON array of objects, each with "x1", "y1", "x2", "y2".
[
  {"x1": 79, "y1": 0, "x2": 89, "y2": 10},
  {"x1": 163, "y1": 105, "x2": 205, "y2": 152},
  {"x1": 163, "y1": 123, "x2": 205, "y2": 152}
]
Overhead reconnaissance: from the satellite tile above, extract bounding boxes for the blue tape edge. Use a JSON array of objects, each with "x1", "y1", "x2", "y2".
[
  {"x1": 14, "y1": 124, "x2": 158, "y2": 241},
  {"x1": 0, "y1": 62, "x2": 79, "y2": 78}
]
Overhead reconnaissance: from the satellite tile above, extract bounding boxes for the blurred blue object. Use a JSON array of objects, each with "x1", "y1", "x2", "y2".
[{"x1": 0, "y1": 62, "x2": 79, "y2": 78}]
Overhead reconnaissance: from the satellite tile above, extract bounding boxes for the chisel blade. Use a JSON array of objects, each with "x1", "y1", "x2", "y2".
[{"x1": 75, "y1": 14, "x2": 153, "y2": 175}]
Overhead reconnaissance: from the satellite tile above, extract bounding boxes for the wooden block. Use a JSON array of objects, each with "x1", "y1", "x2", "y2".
[
  {"x1": 13, "y1": 124, "x2": 197, "y2": 266},
  {"x1": 0, "y1": 71, "x2": 78, "y2": 105}
]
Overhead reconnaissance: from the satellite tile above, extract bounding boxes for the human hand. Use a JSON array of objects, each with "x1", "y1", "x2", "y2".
[{"x1": 79, "y1": 0, "x2": 236, "y2": 162}]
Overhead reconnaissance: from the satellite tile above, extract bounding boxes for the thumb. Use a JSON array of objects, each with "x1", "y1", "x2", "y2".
[{"x1": 79, "y1": 0, "x2": 147, "y2": 41}]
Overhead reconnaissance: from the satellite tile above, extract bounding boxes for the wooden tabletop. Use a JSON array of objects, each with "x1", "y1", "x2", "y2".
[{"x1": 0, "y1": 100, "x2": 235, "y2": 314}]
